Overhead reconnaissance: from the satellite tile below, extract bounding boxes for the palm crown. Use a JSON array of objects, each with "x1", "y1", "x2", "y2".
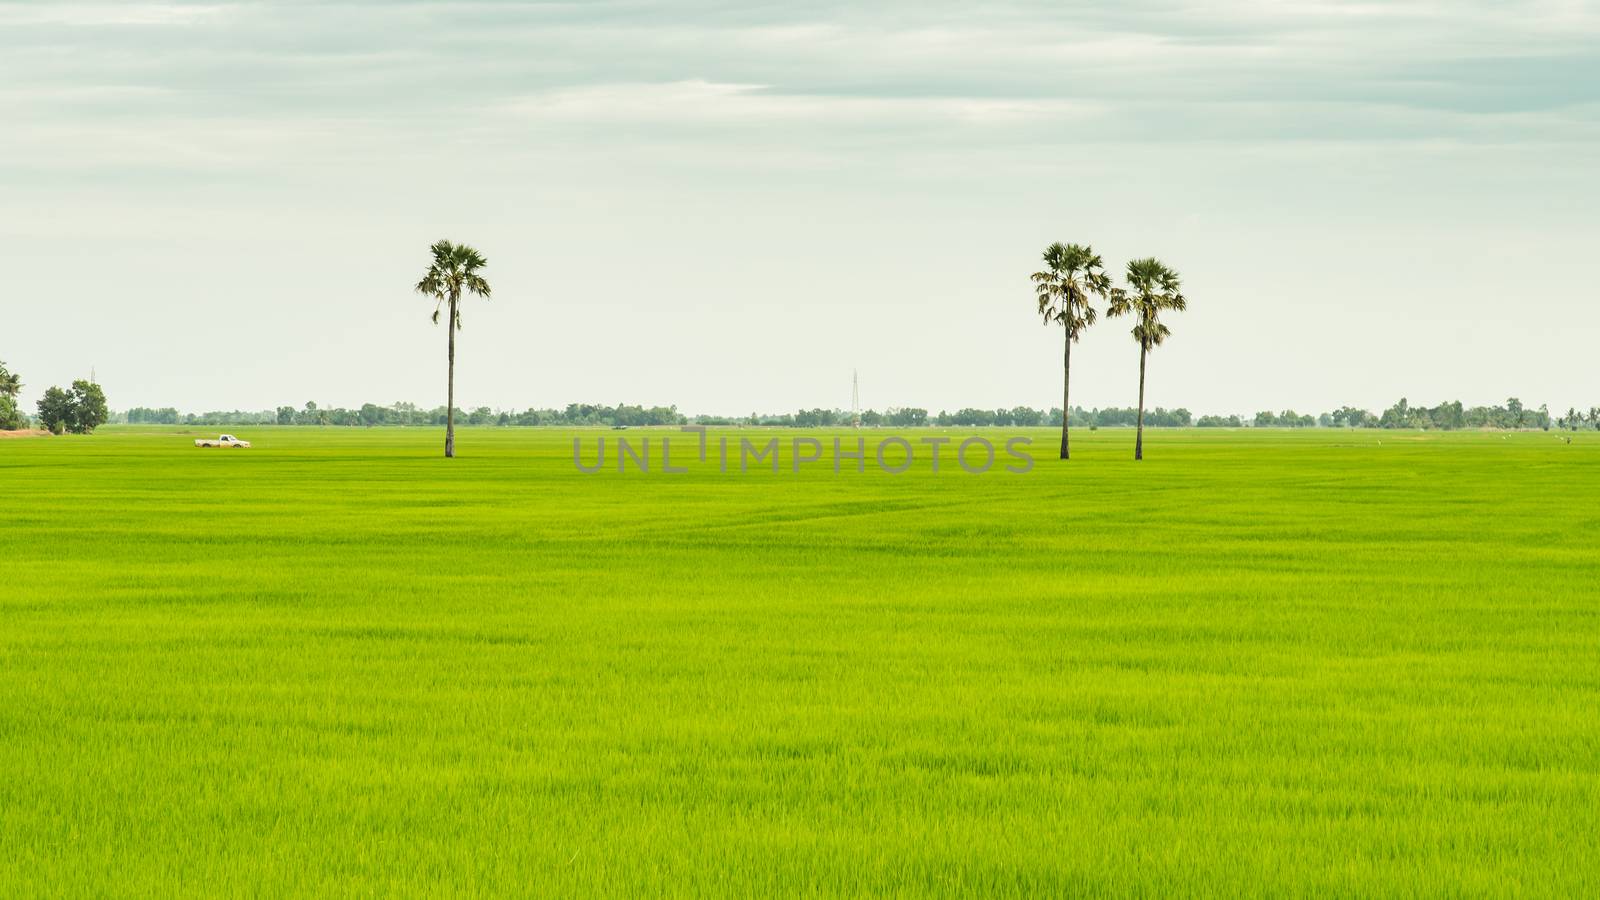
[
  {"x1": 1031, "y1": 242, "x2": 1108, "y2": 341},
  {"x1": 1108, "y1": 257, "x2": 1185, "y2": 348},
  {"x1": 415, "y1": 240, "x2": 491, "y2": 329}
]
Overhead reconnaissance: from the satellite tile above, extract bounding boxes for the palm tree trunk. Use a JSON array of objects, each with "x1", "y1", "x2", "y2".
[
  {"x1": 1134, "y1": 344, "x2": 1147, "y2": 461},
  {"x1": 445, "y1": 296, "x2": 457, "y2": 458},
  {"x1": 1060, "y1": 329, "x2": 1071, "y2": 459}
]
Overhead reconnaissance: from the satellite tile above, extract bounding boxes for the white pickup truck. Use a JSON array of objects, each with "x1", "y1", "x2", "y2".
[{"x1": 195, "y1": 434, "x2": 251, "y2": 448}]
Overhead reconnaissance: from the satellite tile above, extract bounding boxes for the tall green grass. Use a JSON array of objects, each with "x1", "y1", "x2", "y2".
[{"x1": 2, "y1": 426, "x2": 1596, "y2": 896}]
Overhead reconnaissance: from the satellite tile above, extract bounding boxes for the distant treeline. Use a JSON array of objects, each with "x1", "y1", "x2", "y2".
[
  {"x1": 123, "y1": 402, "x2": 1188, "y2": 428},
  {"x1": 117, "y1": 397, "x2": 1600, "y2": 431},
  {"x1": 1250, "y1": 398, "x2": 1596, "y2": 431}
]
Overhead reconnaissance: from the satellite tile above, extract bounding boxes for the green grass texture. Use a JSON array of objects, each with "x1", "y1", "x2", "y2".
[{"x1": 3, "y1": 426, "x2": 1597, "y2": 896}]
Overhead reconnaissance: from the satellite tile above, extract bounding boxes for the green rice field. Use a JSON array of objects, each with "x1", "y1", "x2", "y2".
[{"x1": 3, "y1": 426, "x2": 1597, "y2": 896}]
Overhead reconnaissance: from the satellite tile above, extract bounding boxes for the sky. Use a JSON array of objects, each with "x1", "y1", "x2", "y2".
[{"x1": 3, "y1": 1, "x2": 1598, "y2": 417}]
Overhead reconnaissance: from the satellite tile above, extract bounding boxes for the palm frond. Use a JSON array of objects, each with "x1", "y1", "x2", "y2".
[
  {"x1": 415, "y1": 272, "x2": 444, "y2": 298},
  {"x1": 1105, "y1": 287, "x2": 1130, "y2": 318}
]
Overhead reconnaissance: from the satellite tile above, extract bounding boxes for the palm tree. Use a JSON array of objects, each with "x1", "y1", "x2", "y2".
[
  {"x1": 0, "y1": 360, "x2": 22, "y2": 431},
  {"x1": 1031, "y1": 243, "x2": 1110, "y2": 459},
  {"x1": 1108, "y1": 258, "x2": 1186, "y2": 460},
  {"x1": 414, "y1": 240, "x2": 492, "y2": 458},
  {"x1": 0, "y1": 360, "x2": 20, "y2": 400}
]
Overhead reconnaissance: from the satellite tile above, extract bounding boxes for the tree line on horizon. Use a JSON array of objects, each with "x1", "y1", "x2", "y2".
[
  {"x1": 121, "y1": 401, "x2": 1197, "y2": 429},
  {"x1": 111, "y1": 397, "x2": 1599, "y2": 432}
]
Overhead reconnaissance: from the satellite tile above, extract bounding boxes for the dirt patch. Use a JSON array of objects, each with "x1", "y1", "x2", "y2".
[{"x1": 0, "y1": 429, "x2": 51, "y2": 439}]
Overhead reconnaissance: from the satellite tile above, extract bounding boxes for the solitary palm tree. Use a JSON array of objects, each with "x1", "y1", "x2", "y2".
[
  {"x1": 1108, "y1": 258, "x2": 1186, "y2": 460},
  {"x1": 414, "y1": 240, "x2": 491, "y2": 458},
  {"x1": 1032, "y1": 243, "x2": 1110, "y2": 459}
]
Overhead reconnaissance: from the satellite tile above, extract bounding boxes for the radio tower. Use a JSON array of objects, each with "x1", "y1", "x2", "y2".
[{"x1": 851, "y1": 369, "x2": 861, "y2": 428}]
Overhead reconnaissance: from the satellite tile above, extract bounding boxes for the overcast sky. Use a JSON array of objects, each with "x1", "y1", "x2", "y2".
[{"x1": 4, "y1": 1, "x2": 1597, "y2": 416}]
